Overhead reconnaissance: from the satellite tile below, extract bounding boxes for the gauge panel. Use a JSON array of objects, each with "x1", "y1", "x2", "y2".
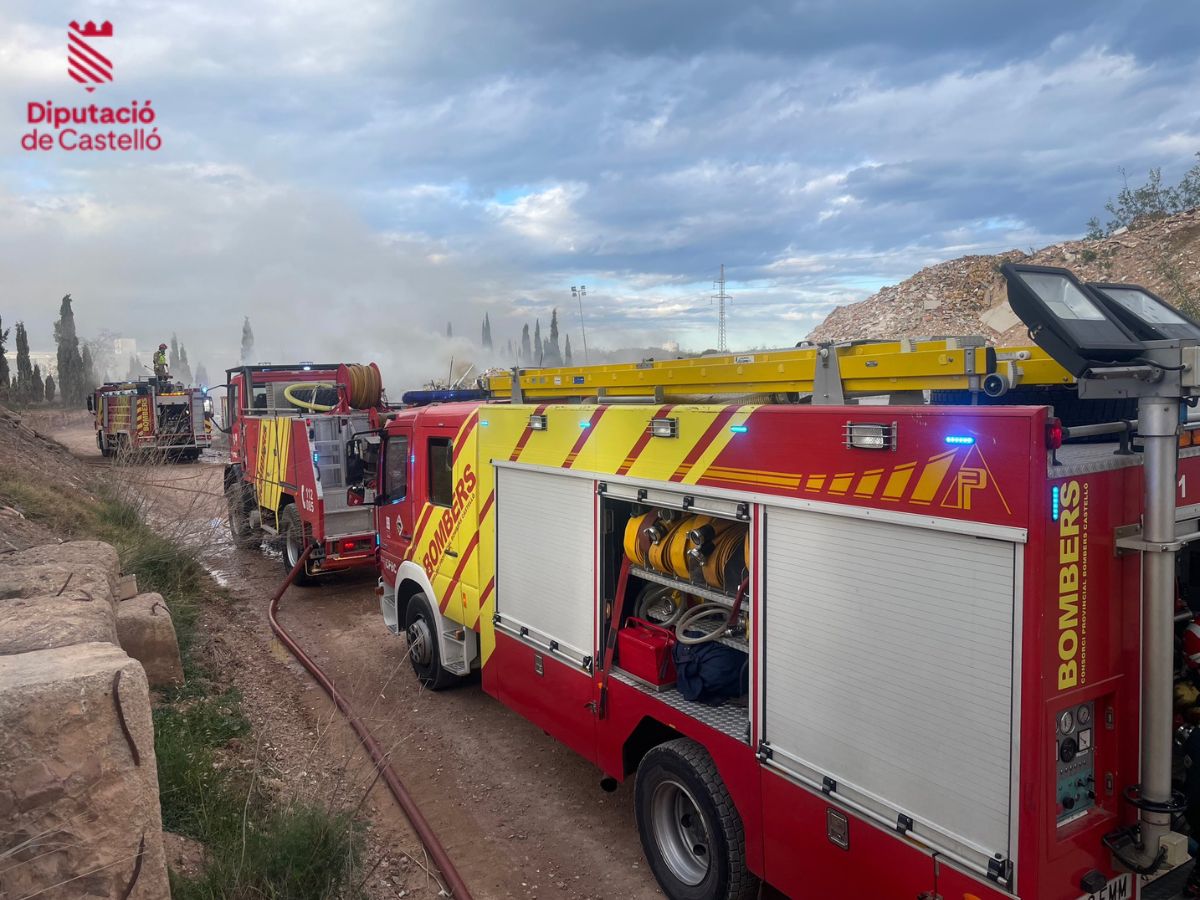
[{"x1": 1056, "y1": 701, "x2": 1096, "y2": 826}]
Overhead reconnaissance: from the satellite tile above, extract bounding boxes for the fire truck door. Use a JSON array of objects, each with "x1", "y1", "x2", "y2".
[
  {"x1": 378, "y1": 428, "x2": 414, "y2": 572},
  {"x1": 422, "y1": 428, "x2": 480, "y2": 625},
  {"x1": 492, "y1": 465, "x2": 598, "y2": 762}
]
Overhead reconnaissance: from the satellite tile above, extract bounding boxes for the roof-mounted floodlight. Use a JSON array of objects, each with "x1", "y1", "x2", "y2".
[
  {"x1": 1087, "y1": 282, "x2": 1200, "y2": 342},
  {"x1": 1001, "y1": 263, "x2": 1144, "y2": 377}
]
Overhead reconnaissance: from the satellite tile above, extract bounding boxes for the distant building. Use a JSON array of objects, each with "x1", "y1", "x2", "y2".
[{"x1": 3, "y1": 351, "x2": 57, "y2": 379}]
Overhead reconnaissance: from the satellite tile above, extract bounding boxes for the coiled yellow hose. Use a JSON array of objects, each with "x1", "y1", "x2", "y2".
[
  {"x1": 284, "y1": 382, "x2": 336, "y2": 411},
  {"x1": 341, "y1": 363, "x2": 383, "y2": 409}
]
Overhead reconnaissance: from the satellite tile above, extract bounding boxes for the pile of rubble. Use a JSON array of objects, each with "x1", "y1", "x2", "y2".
[
  {"x1": 808, "y1": 209, "x2": 1200, "y2": 344},
  {"x1": 0, "y1": 540, "x2": 182, "y2": 898}
]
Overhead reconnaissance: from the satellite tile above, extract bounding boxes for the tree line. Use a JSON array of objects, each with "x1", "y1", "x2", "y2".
[
  {"x1": 452, "y1": 307, "x2": 575, "y2": 368},
  {"x1": 0, "y1": 295, "x2": 92, "y2": 406},
  {"x1": 0, "y1": 294, "x2": 217, "y2": 409}
]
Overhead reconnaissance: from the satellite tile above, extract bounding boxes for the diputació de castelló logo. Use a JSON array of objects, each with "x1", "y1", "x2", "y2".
[{"x1": 21, "y1": 19, "x2": 162, "y2": 152}]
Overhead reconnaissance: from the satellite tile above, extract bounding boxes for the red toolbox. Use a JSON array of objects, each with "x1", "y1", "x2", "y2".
[{"x1": 618, "y1": 617, "x2": 677, "y2": 686}]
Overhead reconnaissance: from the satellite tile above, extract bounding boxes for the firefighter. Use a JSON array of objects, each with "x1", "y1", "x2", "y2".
[{"x1": 153, "y1": 343, "x2": 169, "y2": 380}]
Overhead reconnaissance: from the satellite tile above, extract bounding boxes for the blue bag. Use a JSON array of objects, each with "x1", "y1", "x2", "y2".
[{"x1": 673, "y1": 638, "x2": 748, "y2": 705}]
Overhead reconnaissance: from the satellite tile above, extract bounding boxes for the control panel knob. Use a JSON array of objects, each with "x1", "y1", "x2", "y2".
[
  {"x1": 1063, "y1": 795, "x2": 1076, "y2": 810},
  {"x1": 1060, "y1": 737, "x2": 1078, "y2": 764}
]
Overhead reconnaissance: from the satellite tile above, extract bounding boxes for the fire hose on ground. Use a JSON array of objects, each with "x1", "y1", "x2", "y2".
[{"x1": 268, "y1": 544, "x2": 473, "y2": 900}]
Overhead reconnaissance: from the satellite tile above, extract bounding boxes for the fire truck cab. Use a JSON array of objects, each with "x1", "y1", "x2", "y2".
[
  {"x1": 358, "y1": 266, "x2": 1200, "y2": 900},
  {"x1": 223, "y1": 362, "x2": 384, "y2": 584}
]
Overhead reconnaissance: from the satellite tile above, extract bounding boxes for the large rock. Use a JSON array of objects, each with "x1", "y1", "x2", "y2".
[
  {"x1": 6, "y1": 541, "x2": 121, "y2": 593},
  {"x1": 0, "y1": 643, "x2": 168, "y2": 899},
  {"x1": 0, "y1": 562, "x2": 116, "y2": 609},
  {"x1": 117, "y1": 592, "x2": 184, "y2": 687},
  {"x1": 0, "y1": 593, "x2": 119, "y2": 656}
]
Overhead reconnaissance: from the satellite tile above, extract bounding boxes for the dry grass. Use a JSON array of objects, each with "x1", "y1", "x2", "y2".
[{"x1": 0, "y1": 420, "x2": 367, "y2": 899}]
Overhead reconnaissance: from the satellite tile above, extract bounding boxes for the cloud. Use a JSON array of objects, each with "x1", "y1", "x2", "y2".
[{"x1": 0, "y1": 0, "x2": 1198, "y2": 374}]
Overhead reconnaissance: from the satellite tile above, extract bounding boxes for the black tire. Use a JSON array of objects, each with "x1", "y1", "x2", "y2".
[
  {"x1": 280, "y1": 505, "x2": 317, "y2": 586},
  {"x1": 635, "y1": 738, "x2": 758, "y2": 900},
  {"x1": 404, "y1": 592, "x2": 460, "y2": 690},
  {"x1": 225, "y1": 482, "x2": 261, "y2": 550}
]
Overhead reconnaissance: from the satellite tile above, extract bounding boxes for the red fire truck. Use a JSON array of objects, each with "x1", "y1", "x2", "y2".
[
  {"x1": 355, "y1": 265, "x2": 1200, "y2": 899},
  {"x1": 223, "y1": 362, "x2": 386, "y2": 584},
  {"x1": 89, "y1": 378, "x2": 212, "y2": 461}
]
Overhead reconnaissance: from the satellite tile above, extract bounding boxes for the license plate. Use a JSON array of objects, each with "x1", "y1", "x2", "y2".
[{"x1": 1077, "y1": 873, "x2": 1132, "y2": 900}]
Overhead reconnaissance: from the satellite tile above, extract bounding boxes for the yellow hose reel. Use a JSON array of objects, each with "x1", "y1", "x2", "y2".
[{"x1": 282, "y1": 363, "x2": 384, "y2": 412}]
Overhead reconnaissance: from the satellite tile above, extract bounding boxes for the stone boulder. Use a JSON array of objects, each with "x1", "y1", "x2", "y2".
[
  {"x1": 0, "y1": 593, "x2": 119, "y2": 656},
  {"x1": 7, "y1": 541, "x2": 121, "y2": 594},
  {"x1": 116, "y1": 592, "x2": 184, "y2": 687},
  {"x1": 0, "y1": 643, "x2": 168, "y2": 899},
  {"x1": 0, "y1": 562, "x2": 116, "y2": 609}
]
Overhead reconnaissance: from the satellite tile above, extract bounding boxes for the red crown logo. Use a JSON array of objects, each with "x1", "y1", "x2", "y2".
[{"x1": 68, "y1": 20, "x2": 114, "y2": 92}]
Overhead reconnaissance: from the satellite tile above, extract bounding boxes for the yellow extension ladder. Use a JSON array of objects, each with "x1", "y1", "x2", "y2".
[{"x1": 481, "y1": 338, "x2": 1073, "y2": 404}]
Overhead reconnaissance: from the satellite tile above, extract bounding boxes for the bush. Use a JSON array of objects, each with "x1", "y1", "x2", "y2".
[{"x1": 1087, "y1": 153, "x2": 1200, "y2": 237}]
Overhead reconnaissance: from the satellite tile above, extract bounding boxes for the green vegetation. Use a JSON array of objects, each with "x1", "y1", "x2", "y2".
[
  {"x1": 1086, "y1": 153, "x2": 1200, "y2": 238},
  {"x1": 0, "y1": 464, "x2": 363, "y2": 898}
]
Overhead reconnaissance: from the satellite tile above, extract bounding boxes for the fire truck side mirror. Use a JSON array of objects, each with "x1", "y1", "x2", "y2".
[{"x1": 86, "y1": 395, "x2": 94, "y2": 412}]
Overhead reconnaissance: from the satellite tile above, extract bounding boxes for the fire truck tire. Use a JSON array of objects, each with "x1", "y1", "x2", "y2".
[
  {"x1": 635, "y1": 738, "x2": 757, "y2": 900},
  {"x1": 281, "y1": 505, "x2": 317, "y2": 586},
  {"x1": 225, "y1": 483, "x2": 260, "y2": 550},
  {"x1": 404, "y1": 593, "x2": 461, "y2": 691}
]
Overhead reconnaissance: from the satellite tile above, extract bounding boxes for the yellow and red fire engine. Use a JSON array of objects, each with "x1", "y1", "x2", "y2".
[
  {"x1": 223, "y1": 362, "x2": 387, "y2": 583},
  {"x1": 355, "y1": 266, "x2": 1200, "y2": 900},
  {"x1": 90, "y1": 378, "x2": 212, "y2": 461}
]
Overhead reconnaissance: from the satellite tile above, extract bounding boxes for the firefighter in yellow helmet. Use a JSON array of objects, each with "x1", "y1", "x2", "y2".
[{"x1": 153, "y1": 343, "x2": 169, "y2": 380}]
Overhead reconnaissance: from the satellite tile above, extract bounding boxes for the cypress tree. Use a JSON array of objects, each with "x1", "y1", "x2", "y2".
[
  {"x1": 31, "y1": 364, "x2": 44, "y2": 401},
  {"x1": 81, "y1": 345, "x2": 96, "y2": 396},
  {"x1": 520, "y1": 324, "x2": 531, "y2": 363},
  {"x1": 240, "y1": 316, "x2": 255, "y2": 365},
  {"x1": 565, "y1": 334, "x2": 573, "y2": 366},
  {"x1": 13, "y1": 322, "x2": 31, "y2": 402},
  {"x1": 44, "y1": 374, "x2": 56, "y2": 403},
  {"x1": 534, "y1": 319, "x2": 543, "y2": 366},
  {"x1": 178, "y1": 344, "x2": 192, "y2": 384},
  {"x1": 53, "y1": 294, "x2": 83, "y2": 404},
  {"x1": 0, "y1": 316, "x2": 9, "y2": 392}
]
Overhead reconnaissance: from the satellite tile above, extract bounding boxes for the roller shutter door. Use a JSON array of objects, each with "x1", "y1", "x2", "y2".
[
  {"x1": 495, "y1": 467, "x2": 596, "y2": 663},
  {"x1": 763, "y1": 505, "x2": 1017, "y2": 864}
]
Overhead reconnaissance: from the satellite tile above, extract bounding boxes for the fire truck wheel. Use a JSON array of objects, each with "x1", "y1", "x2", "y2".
[
  {"x1": 281, "y1": 505, "x2": 317, "y2": 586},
  {"x1": 225, "y1": 483, "x2": 260, "y2": 550},
  {"x1": 404, "y1": 593, "x2": 460, "y2": 691},
  {"x1": 635, "y1": 738, "x2": 757, "y2": 900}
]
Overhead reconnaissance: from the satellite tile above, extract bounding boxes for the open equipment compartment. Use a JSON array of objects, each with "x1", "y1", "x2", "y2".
[{"x1": 599, "y1": 482, "x2": 752, "y2": 741}]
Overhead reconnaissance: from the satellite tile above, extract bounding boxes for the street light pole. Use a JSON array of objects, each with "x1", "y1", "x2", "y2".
[{"x1": 571, "y1": 285, "x2": 590, "y2": 365}]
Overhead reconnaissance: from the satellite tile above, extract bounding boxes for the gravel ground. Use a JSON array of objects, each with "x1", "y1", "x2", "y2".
[{"x1": 23, "y1": 411, "x2": 663, "y2": 900}]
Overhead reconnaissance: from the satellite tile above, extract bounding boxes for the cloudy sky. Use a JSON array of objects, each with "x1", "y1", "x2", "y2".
[{"x1": 1, "y1": 1, "x2": 1198, "y2": 386}]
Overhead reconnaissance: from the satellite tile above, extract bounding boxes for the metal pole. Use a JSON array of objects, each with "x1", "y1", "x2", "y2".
[
  {"x1": 1137, "y1": 394, "x2": 1180, "y2": 861},
  {"x1": 573, "y1": 285, "x2": 589, "y2": 366}
]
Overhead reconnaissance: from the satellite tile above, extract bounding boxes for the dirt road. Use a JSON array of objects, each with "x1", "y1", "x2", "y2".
[{"x1": 47, "y1": 415, "x2": 659, "y2": 900}]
